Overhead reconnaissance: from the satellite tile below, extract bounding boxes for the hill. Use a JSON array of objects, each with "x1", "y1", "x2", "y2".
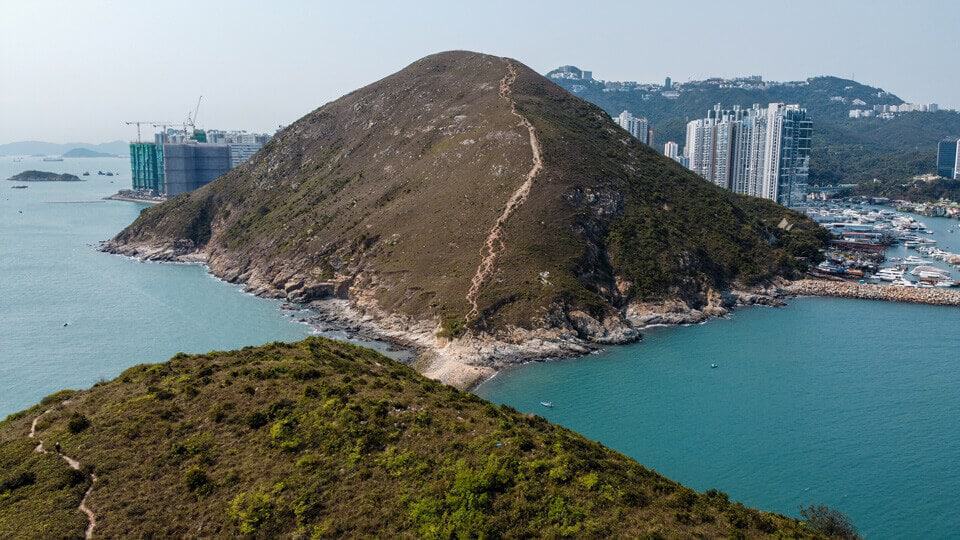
[
  {"x1": 0, "y1": 140, "x2": 129, "y2": 157},
  {"x1": 62, "y1": 147, "x2": 118, "y2": 158},
  {"x1": 0, "y1": 338, "x2": 831, "y2": 537},
  {"x1": 6, "y1": 170, "x2": 82, "y2": 182},
  {"x1": 546, "y1": 70, "x2": 960, "y2": 185},
  {"x1": 105, "y1": 51, "x2": 827, "y2": 387}
]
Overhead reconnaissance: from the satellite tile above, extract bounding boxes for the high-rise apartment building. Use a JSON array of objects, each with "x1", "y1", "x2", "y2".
[
  {"x1": 664, "y1": 141, "x2": 679, "y2": 160},
  {"x1": 684, "y1": 103, "x2": 812, "y2": 206},
  {"x1": 937, "y1": 139, "x2": 960, "y2": 179},
  {"x1": 615, "y1": 110, "x2": 653, "y2": 145}
]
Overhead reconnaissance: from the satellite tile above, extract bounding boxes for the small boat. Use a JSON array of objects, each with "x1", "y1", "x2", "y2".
[
  {"x1": 42, "y1": 157, "x2": 64, "y2": 162},
  {"x1": 540, "y1": 401, "x2": 553, "y2": 408},
  {"x1": 10, "y1": 185, "x2": 28, "y2": 189},
  {"x1": 82, "y1": 171, "x2": 90, "y2": 176},
  {"x1": 710, "y1": 363, "x2": 719, "y2": 369}
]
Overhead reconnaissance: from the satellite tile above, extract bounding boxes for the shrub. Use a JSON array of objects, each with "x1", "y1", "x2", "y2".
[
  {"x1": 800, "y1": 504, "x2": 860, "y2": 539},
  {"x1": 183, "y1": 466, "x2": 212, "y2": 494},
  {"x1": 67, "y1": 413, "x2": 91, "y2": 434},
  {"x1": 229, "y1": 489, "x2": 277, "y2": 534}
]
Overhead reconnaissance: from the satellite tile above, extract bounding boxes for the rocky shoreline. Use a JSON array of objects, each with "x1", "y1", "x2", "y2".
[
  {"x1": 101, "y1": 240, "x2": 960, "y2": 390},
  {"x1": 100, "y1": 239, "x2": 796, "y2": 389}
]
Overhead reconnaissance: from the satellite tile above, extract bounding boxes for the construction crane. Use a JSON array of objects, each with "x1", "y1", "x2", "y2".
[
  {"x1": 188, "y1": 95, "x2": 203, "y2": 128},
  {"x1": 125, "y1": 95, "x2": 203, "y2": 143}
]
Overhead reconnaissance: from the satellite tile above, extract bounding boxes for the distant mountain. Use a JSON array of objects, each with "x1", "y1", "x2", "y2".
[
  {"x1": 106, "y1": 51, "x2": 826, "y2": 388},
  {"x1": 62, "y1": 147, "x2": 118, "y2": 158},
  {"x1": 0, "y1": 140, "x2": 129, "y2": 157},
  {"x1": 546, "y1": 69, "x2": 960, "y2": 185}
]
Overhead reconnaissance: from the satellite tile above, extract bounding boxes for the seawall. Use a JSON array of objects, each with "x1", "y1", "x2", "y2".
[{"x1": 785, "y1": 279, "x2": 960, "y2": 306}]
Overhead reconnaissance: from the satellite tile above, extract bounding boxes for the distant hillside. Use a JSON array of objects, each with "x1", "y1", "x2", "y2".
[
  {"x1": 62, "y1": 147, "x2": 118, "y2": 158},
  {"x1": 105, "y1": 51, "x2": 826, "y2": 386},
  {"x1": 546, "y1": 70, "x2": 960, "y2": 185},
  {"x1": 0, "y1": 338, "x2": 828, "y2": 537},
  {"x1": 0, "y1": 140, "x2": 129, "y2": 157}
]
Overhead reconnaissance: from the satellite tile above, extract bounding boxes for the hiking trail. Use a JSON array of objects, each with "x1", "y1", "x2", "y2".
[
  {"x1": 29, "y1": 406, "x2": 98, "y2": 539},
  {"x1": 465, "y1": 61, "x2": 544, "y2": 321}
]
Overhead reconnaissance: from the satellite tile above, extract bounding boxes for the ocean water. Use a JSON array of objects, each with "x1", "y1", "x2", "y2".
[
  {"x1": 478, "y1": 221, "x2": 960, "y2": 537},
  {"x1": 0, "y1": 156, "x2": 318, "y2": 415}
]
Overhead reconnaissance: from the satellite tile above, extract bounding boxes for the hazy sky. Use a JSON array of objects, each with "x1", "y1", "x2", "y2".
[{"x1": 2, "y1": 0, "x2": 959, "y2": 143}]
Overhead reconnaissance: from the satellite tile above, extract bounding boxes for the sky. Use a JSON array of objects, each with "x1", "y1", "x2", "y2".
[{"x1": 2, "y1": 0, "x2": 959, "y2": 143}]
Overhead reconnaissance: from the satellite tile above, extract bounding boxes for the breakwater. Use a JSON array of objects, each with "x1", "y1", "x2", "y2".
[{"x1": 785, "y1": 279, "x2": 960, "y2": 306}]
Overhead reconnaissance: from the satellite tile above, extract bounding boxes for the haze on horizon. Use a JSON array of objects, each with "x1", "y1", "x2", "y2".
[{"x1": 2, "y1": 0, "x2": 958, "y2": 143}]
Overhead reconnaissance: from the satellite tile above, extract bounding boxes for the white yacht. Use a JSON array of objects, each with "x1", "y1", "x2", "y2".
[{"x1": 875, "y1": 268, "x2": 905, "y2": 282}]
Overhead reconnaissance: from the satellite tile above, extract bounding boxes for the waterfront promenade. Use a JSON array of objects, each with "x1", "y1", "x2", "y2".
[{"x1": 786, "y1": 279, "x2": 960, "y2": 306}]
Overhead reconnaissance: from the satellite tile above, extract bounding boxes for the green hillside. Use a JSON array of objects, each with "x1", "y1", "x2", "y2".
[
  {"x1": 547, "y1": 72, "x2": 960, "y2": 185},
  {"x1": 106, "y1": 52, "x2": 826, "y2": 342},
  {"x1": 1, "y1": 338, "x2": 834, "y2": 537}
]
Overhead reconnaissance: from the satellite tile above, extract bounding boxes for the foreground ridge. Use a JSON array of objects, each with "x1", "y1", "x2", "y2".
[
  {"x1": 0, "y1": 338, "x2": 826, "y2": 537},
  {"x1": 466, "y1": 60, "x2": 545, "y2": 321}
]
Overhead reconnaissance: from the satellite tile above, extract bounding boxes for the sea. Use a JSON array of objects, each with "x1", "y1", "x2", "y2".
[
  {"x1": 0, "y1": 156, "x2": 398, "y2": 416},
  {"x1": 478, "y1": 212, "x2": 960, "y2": 537},
  {"x1": 3, "y1": 155, "x2": 960, "y2": 536}
]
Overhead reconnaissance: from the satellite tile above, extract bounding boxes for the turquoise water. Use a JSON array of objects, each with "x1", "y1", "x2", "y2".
[
  {"x1": 0, "y1": 156, "x2": 314, "y2": 415},
  {"x1": 478, "y1": 216, "x2": 960, "y2": 537}
]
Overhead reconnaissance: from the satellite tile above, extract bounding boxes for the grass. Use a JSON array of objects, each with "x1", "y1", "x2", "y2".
[
  {"x1": 109, "y1": 51, "x2": 827, "y2": 336},
  {"x1": 0, "y1": 337, "x2": 827, "y2": 537}
]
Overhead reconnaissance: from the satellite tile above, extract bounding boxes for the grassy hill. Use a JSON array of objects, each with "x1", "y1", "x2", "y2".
[
  {"x1": 106, "y1": 51, "x2": 826, "y2": 344},
  {"x1": 547, "y1": 72, "x2": 960, "y2": 185},
  {"x1": 0, "y1": 338, "x2": 832, "y2": 537}
]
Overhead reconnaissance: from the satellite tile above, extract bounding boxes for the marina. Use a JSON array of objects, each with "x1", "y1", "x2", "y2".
[{"x1": 804, "y1": 201, "x2": 960, "y2": 288}]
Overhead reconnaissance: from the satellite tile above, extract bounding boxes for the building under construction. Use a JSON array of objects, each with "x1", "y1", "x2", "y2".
[{"x1": 128, "y1": 129, "x2": 233, "y2": 197}]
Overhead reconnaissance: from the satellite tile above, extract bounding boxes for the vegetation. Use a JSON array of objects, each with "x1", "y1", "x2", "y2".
[
  {"x1": 800, "y1": 504, "x2": 860, "y2": 539},
  {"x1": 110, "y1": 51, "x2": 826, "y2": 335},
  {"x1": 853, "y1": 176, "x2": 960, "y2": 202},
  {"x1": 6, "y1": 170, "x2": 82, "y2": 182},
  {"x1": 0, "y1": 338, "x2": 832, "y2": 537}
]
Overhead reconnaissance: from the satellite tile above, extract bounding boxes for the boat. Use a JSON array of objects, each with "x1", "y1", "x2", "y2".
[
  {"x1": 710, "y1": 363, "x2": 719, "y2": 369},
  {"x1": 82, "y1": 171, "x2": 90, "y2": 176},
  {"x1": 540, "y1": 401, "x2": 553, "y2": 408},
  {"x1": 10, "y1": 185, "x2": 28, "y2": 189},
  {"x1": 42, "y1": 157, "x2": 64, "y2": 162},
  {"x1": 902, "y1": 256, "x2": 930, "y2": 265},
  {"x1": 892, "y1": 278, "x2": 918, "y2": 287},
  {"x1": 875, "y1": 268, "x2": 905, "y2": 282}
]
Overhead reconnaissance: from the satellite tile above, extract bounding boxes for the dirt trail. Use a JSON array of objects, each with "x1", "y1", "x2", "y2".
[
  {"x1": 29, "y1": 407, "x2": 98, "y2": 539},
  {"x1": 465, "y1": 61, "x2": 544, "y2": 321}
]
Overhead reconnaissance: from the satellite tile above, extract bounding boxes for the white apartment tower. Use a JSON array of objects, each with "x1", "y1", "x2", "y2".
[
  {"x1": 615, "y1": 110, "x2": 653, "y2": 145},
  {"x1": 664, "y1": 141, "x2": 679, "y2": 159},
  {"x1": 685, "y1": 103, "x2": 812, "y2": 206}
]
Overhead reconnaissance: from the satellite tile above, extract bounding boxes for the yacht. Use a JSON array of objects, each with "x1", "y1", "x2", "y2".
[
  {"x1": 540, "y1": 401, "x2": 553, "y2": 408},
  {"x1": 902, "y1": 256, "x2": 930, "y2": 265},
  {"x1": 875, "y1": 268, "x2": 905, "y2": 282}
]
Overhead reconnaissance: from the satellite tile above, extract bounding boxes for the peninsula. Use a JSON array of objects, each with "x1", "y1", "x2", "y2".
[
  {"x1": 7, "y1": 170, "x2": 82, "y2": 182},
  {"x1": 104, "y1": 51, "x2": 829, "y2": 388}
]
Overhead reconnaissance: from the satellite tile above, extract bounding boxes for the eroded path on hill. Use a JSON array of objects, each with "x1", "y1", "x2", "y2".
[
  {"x1": 30, "y1": 406, "x2": 98, "y2": 539},
  {"x1": 466, "y1": 61, "x2": 545, "y2": 320}
]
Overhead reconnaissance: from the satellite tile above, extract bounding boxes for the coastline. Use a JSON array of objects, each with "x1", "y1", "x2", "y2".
[{"x1": 99, "y1": 241, "x2": 960, "y2": 390}]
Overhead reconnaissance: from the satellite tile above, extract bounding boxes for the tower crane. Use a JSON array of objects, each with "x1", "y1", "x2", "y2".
[{"x1": 124, "y1": 121, "x2": 178, "y2": 143}]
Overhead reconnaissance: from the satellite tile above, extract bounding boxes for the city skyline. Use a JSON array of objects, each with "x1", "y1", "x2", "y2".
[{"x1": 2, "y1": 0, "x2": 959, "y2": 142}]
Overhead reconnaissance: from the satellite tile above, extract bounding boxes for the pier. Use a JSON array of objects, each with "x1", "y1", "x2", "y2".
[{"x1": 786, "y1": 279, "x2": 960, "y2": 306}]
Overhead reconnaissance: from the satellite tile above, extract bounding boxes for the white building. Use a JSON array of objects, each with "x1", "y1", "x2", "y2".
[
  {"x1": 664, "y1": 141, "x2": 679, "y2": 159},
  {"x1": 615, "y1": 111, "x2": 653, "y2": 145},
  {"x1": 685, "y1": 103, "x2": 812, "y2": 206}
]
